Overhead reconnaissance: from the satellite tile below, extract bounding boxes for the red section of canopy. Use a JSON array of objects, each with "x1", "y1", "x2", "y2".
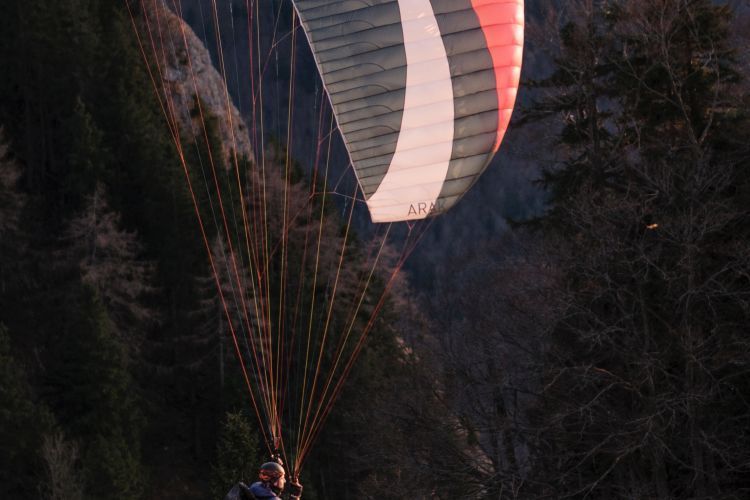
[{"x1": 470, "y1": 0, "x2": 524, "y2": 152}]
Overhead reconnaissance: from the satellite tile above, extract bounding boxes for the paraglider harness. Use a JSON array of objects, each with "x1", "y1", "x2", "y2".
[
  {"x1": 237, "y1": 482, "x2": 257, "y2": 500},
  {"x1": 223, "y1": 481, "x2": 258, "y2": 500}
]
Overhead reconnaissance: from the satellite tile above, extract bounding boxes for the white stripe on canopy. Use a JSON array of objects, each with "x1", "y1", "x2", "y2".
[{"x1": 366, "y1": 0, "x2": 455, "y2": 223}]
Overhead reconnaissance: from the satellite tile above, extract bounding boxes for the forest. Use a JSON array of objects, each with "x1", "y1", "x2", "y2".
[{"x1": 1, "y1": 1, "x2": 749, "y2": 499}]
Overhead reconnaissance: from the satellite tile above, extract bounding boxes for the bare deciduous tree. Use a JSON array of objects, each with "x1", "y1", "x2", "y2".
[
  {"x1": 524, "y1": 1, "x2": 750, "y2": 497},
  {"x1": 40, "y1": 432, "x2": 84, "y2": 500},
  {"x1": 62, "y1": 184, "x2": 157, "y2": 347}
]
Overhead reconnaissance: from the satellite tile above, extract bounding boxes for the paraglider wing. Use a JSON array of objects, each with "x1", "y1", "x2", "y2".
[{"x1": 293, "y1": 0, "x2": 525, "y2": 222}]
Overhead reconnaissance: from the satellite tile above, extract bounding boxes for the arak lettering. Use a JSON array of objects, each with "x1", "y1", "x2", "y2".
[{"x1": 408, "y1": 200, "x2": 444, "y2": 217}]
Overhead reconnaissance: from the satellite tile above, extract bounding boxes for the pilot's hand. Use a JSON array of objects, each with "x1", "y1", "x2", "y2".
[{"x1": 287, "y1": 480, "x2": 303, "y2": 499}]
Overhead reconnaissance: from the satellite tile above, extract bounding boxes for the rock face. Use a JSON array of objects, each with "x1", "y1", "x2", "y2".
[{"x1": 141, "y1": 0, "x2": 253, "y2": 163}]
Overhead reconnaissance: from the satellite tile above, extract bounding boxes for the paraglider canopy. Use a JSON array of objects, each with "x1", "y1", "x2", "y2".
[{"x1": 293, "y1": 0, "x2": 525, "y2": 222}]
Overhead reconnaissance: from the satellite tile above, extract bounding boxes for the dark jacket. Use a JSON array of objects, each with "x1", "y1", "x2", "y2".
[
  {"x1": 249, "y1": 481, "x2": 281, "y2": 499},
  {"x1": 224, "y1": 482, "x2": 257, "y2": 500}
]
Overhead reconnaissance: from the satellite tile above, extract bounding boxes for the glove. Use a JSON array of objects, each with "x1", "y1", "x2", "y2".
[{"x1": 287, "y1": 481, "x2": 303, "y2": 499}]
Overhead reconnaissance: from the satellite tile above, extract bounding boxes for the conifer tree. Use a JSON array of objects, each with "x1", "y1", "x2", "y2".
[
  {"x1": 194, "y1": 236, "x2": 256, "y2": 393},
  {"x1": 43, "y1": 286, "x2": 144, "y2": 499},
  {"x1": 211, "y1": 411, "x2": 260, "y2": 499},
  {"x1": 0, "y1": 324, "x2": 54, "y2": 499},
  {"x1": 0, "y1": 134, "x2": 28, "y2": 296},
  {"x1": 62, "y1": 98, "x2": 104, "y2": 212},
  {"x1": 0, "y1": 0, "x2": 100, "y2": 200}
]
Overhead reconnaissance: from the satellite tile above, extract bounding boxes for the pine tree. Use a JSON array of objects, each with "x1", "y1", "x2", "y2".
[
  {"x1": 211, "y1": 411, "x2": 260, "y2": 499},
  {"x1": 194, "y1": 236, "x2": 258, "y2": 395},
  {"x1": 0, "y1": 0, "x2": 100, "y2": 205},
  {"x1": 62, "y1": 98, "x2": 104, "y2": 212},
  {"x1": 0, "y1": 324, "x2": 54, "y2": 499},
  {"x1": 43, "y1": 286, "x2": 144, "y2": 499},
  {"x1": 0, "y1": 133, "x2": 28, "y2": 296}
]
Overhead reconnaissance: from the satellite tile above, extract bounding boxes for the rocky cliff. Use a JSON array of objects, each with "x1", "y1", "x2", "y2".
[{"x1": 140, "y1": 0, "x2": 252, "y2": 163}]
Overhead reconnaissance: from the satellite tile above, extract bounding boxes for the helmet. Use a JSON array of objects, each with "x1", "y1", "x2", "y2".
[{"x1": 259, "y1": 461, "x2": 285, "y2": 482}]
